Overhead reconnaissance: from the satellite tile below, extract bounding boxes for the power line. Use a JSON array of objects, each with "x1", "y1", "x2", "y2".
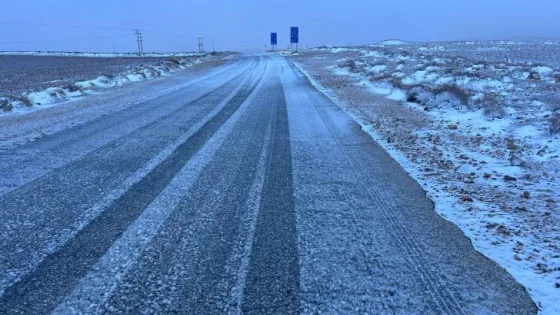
[
  {"x1": 0, "y1": 33, "x2": 132, "y2": 44},
  {"x1": 0, "y1": 21, "x2": 213, "y2": 46},
  {"x1": 143, "y1": 30, "x2": 188, "y2": 37},
  {"x1": 0, "y1": 21, "x2": 135, "y2": 31},
  {"x1": 0, "y1": 21, "x2": 219, "y2": 51},
  {"x1": 0, "y1": 21, "x2": 186, "y2": 36}
]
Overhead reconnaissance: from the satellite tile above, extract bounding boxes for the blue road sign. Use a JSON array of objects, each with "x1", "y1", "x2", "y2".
[
  {"x1": 271, "y1": 33, "x2": 277, "y2": 46},
  {"x1": 290, "y1": 27, "x2": 299, "y2": 44}
]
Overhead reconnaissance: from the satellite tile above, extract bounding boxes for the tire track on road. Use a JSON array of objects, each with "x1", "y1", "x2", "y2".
[
  {"x1": 0, "y1": 58, "x2": 257, "y2": 297},
  {"x1": 0, "y1": 58, "x2": 267, "y2": 315},
  {"x1": 0, "y1": 57, "x2": 258, "y2": 198},
  {"x1": 98, "y1": 58, "x2": 273, "y2": 314},
  {"x1": 241, "y1": 74, "x2": 300, "y2": 315},
  {"x1": 52, "y1": 58, "x2": 271, "y2": 315},
  {"x1": 293, "y1": 62, "x2": 468, "y2": 315}
]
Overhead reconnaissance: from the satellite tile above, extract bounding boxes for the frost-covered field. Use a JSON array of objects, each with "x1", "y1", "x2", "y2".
[
  {"x1": 0, "y1": 52, "x2": 232, "y2": 114},
  {"x1": 288, "y1": 41, "x2": 559, "y2": 314}
]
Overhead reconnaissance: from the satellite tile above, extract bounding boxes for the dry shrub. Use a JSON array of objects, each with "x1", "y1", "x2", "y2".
[
  {"x1": 97, "y1": 76, "x2": 111, "y2": 85},
  {"x1": 62, "y1": 83, "x2": 82, "y2": 93},
  {"x1": 527, "y1": 72, "x2": 540, "y2": 80},
  {"x1": 0, "y1": 99, "x2": 13, "y2": 112},
  {"x1": 441, "y1": 67, "x2": 455, "y2": 75},
  {"x1": 550, "y1": 116, "x2": 560, "y2": 134},
  {"x1": 10, "y1": 94, "x2": 32, "y2": 107},
  {"x1": 390, "y1": 77, "x2": 416, "y2": 90},
  {"x1": 431, "y1": 84, "x2": 470, "y2": 105},
  {"x1": 48, "y1": 88, "x2": 66, "y2": 99},
  {"x1": 475, "y1": 93, "x2": 507, "y2": 118},
  {"x1": 406, "y1": 86, "x2": 431, "y2": 104},
  {"x1": 167, "y1": 58, "x2": 182, "y2": 65},
  {"x1": 146, "y1": 68, "x2": 160, "y2": 77},
  {"x1": 338, "y1": 59, "x2": 359, "y2": 72},
  {"x1": 372, "y1": 73, "x2": 392, "y2": 80}
]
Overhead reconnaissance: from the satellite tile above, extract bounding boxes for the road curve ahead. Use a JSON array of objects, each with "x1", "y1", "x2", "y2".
[{"x1": 0, "y1": 55, "x2": 536, "y2": 314}]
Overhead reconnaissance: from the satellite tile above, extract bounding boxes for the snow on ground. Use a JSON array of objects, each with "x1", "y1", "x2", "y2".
[
  {"x1": 0, "y1": 55, "x2": 210, "y2": 115},
  {"x1": 290, "y1": 42, "x2": 560, "y2": 314}
]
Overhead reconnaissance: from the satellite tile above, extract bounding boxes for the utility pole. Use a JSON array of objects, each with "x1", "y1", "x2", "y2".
[
  {"x1": 135, "y1": 30, "x2": 143, "y2": 56},
  {"x1": 198, "y1": 37, "x2": 204, "y2": 52}
]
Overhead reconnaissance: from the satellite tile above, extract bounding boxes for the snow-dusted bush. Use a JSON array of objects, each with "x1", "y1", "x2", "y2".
[
  {"x1": 48, "y1": 88, "x2": 65, "y2": 99},
  {"x1": 338, "y1": 59, "x2": 359, "y2": 72},
  {"x1": 0, "y1": 94, "x2": 33, "y2": 112},
  {"x1": 62, "y1": 83, "x2": 83, "y2": 93},
  {"x1": 550, "y1": 115, "x2": 560, "y2": 134},
  {"x1": 0, "y1": 99, "x2": 12, "y2": 112},
  {"x1": 406, "y1": 86, "x2": 431, "y2": 104},
  {"x1": 95, "y1": 76, "x2": 112, "y2": 86},
  {"x1": 475, "y1": 92, "x2": 506, "y2": 118},
  {"x1": 431, "y1": 84, "x2": 470, "y2": 105},
  {"x1": 10, "y1": 94, "x2": 32, "y2": 107},
  {"x1": 167, "y1": 58, "x2": 182, "y2": 65},
  {"x1": 390, "y1": 77, "x2": 416, "y2": 90}
]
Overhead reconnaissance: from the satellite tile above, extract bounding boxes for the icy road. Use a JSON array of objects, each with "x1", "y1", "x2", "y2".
[{"x1": 0, "y1": 55, "x2": 536, "y2": 314}]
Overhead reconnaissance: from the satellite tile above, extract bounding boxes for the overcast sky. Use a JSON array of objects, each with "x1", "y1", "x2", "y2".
[{"x1": 1, "y1": 0, "x2": 560, "y2": 53}]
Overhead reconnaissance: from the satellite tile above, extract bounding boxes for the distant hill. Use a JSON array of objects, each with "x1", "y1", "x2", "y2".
[{"x1": 376, "y1": 39, "x2": 411, "y2": 45}]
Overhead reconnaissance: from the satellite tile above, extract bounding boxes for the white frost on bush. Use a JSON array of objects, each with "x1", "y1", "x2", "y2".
[{"x1": 402, "y1": 70, "x2": 440, "y2": 85}]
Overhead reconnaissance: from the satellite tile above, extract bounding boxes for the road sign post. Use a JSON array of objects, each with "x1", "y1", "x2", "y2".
[
  {"x1": 270, "y1": 32, "x2": 277, "y2": 51},
  {"x1": 290, "y1": 27, "x2": 299, "y2": 51}
]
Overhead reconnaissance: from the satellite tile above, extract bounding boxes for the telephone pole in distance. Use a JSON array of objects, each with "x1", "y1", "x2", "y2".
[
  {"x1": 135, "y1": 30, "x2": 143, "y2": 56},
  {"x1": 198, "y1": 37, "x2": 204, "y2": 52}
]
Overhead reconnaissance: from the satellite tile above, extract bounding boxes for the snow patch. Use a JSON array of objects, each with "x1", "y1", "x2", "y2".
[{"x1": 1, "y1": 56, "x2": 210, "y2": 115}]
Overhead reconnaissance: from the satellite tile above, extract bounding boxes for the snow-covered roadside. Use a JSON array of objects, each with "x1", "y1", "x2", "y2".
[
  {"x1": 290, "y1": 47, "x2": 559, "y2": 314},
  {"x1": 0, "y1": 56, "x2": 209, "y2": 115}
]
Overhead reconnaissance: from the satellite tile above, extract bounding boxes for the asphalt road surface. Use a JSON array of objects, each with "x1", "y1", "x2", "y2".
[{"x1": 0, "y1": 55, "x2": 537, "y2": 314}]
